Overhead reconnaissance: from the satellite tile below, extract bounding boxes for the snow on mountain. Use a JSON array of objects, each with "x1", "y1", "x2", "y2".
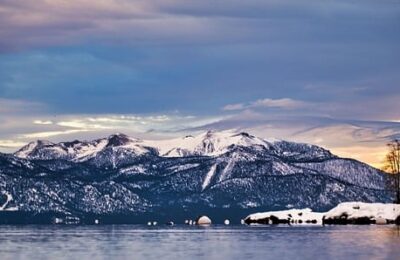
[
  {"x1": 14, "y1": 130, "x2": 273, "y2": 162},
  {"x1": 202, "y1": 164, "x2": 217, "y2": 190},
  {"x1": 141, "y1": 130, "x2": 272, "y2": 157},
  {"x1": 11, "y1": 130, "x2": 387, "y2": 190},
  {"x1": 295, "y1": 159, "x2": 387, "y2": 190},
  {"x1": 272, "y1": 140, "x2": 334, "y2": 162},
  {"x1": 0, "y1": 192, "x2": 14, "y2": 211},
  {"x1": 15, "y1": 133, "x2": 152, "y2": 162}
]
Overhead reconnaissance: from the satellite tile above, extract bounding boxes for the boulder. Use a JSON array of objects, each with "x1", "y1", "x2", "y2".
[
  {"x1": 196, "y1": 215, "x2": 212, "y2": 225},
  {"x1": 375, "y1": 217, "x2": 387, "y2": 225}
]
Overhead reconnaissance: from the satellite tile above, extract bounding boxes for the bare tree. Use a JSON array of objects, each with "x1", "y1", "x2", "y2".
[{"x1": 382, "y1": 139, "x2": 400, "y2": 204}]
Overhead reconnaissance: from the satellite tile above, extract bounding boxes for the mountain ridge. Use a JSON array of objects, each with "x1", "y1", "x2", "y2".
[{"x1": 0, "y1": 130, "x2": 392, "y2": 224}]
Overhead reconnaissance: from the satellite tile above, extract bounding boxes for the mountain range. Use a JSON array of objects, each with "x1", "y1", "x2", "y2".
[{"x1": 0, "y1": 130, "x2": 392, "y2": 224}]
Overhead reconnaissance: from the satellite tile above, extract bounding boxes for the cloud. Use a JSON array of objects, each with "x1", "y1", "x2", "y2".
[
  {"x1": 1, "y1": 0, "x2": 398, "y2": 117},
  {"x1": 223, "y1": 98, "x2": 310, "y2": 111},
  {"x1": 0, "y1": 0, "x2": 152, "y2": 51},
  {"x1": 251, "y1": 98, "x2": 308, "y2": 109},
  {"x1": 33, "y1": 120, "x2": 53, "y2": 125},
  {"x1": 1, "y1": 105, "x2": 400, "y2": 167},
  {"x1": 0, "y1": 0, "x2": 399, "y2": 168},
  {"x1": 0, "y1": 139, "x2": 27, "y2": 148},
  {"x1": 0, "y1": 0, "x2": 398, "y2": 52},
  {"x1": 0, "y1": 112, "x2": 223, "y2": 152},
  {"x1": 0, "y1": 98, "x2": 45, "y2": 114},
  {"x1": 22, "y1": 129, "x2": 88, "y2": 139},
  {"x1": 222, "y1": 103, "x2": 246, "y2": 111}
]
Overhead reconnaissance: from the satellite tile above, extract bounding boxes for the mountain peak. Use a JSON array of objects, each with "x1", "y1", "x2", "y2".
[
  {"x1": 234, "y1": 132, "x2": 253, "y2": 138},
  {"x1": 14, "y1": 140, "x2": 54, "y2": 158},
  {"x1": 106, "y1": 133, "x2": 132, "y2": 147},
  {"x1": 35, "y1": 140, "x2": 54, "y2": 146},
  {"x1": 140, "y1": 129, "x2": 272, "y2": 157}
]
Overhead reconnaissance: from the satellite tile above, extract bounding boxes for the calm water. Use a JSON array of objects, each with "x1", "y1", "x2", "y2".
[{"x1": 0, "y1": 225, "x2": 399, "y2": 260}]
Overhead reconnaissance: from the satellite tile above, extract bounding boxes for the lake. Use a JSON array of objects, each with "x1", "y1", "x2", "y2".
[{"x1": 0, "y1": 225, "x2": 399, "y2": 260}]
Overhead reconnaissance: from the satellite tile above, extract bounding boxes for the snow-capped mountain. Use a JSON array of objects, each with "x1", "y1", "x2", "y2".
[
  {"x1": 15, "y1": 130, "x2": 272, "y2": 160},
  {"x1": 143, "y1": 130, "x2": 272, "y2": 157},
  {"x1": 14, "y1": 133, "x2": 152, "y2": 162},
  {"x1": 0, "y1": 130, "x2": 392, "y2": 224}
]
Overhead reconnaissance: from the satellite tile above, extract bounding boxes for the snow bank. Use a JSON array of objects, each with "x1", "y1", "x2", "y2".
[
  {"x1": 323, "y1": 202, "x2": 400, "y2": 224},
  {"x1": 245, "y1": 208, "x2": 324, "y2": 225},
  {"x1": 245, "y1": 202, "x2": 400, "y2": 225}
]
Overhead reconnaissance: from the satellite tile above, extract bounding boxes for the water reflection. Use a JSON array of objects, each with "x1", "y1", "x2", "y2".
[{"x1": 0, "y1": 225, "x2": 399, "y2": 260}]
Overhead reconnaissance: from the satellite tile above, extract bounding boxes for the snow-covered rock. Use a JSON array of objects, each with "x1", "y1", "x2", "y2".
[
  {"x1": 244, "y1": 202, "x2": 400, "y2": 225},
  {"x1": 323, "y1": 202, "x2": 400, "y2": 224},
  {"x1": 196, "y1": 215, "x2": 212, "y2": 225},
  {"x1": 245, "y1": 208, "x2": 324, "y2": 225}
]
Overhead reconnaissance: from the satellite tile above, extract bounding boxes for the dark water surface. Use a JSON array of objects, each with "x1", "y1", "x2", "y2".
[{"x1": 0, "y1": 225, "x2": 399, "y2": 260}]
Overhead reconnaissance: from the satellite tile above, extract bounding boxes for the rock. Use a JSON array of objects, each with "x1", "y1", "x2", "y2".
[
  {"x1": 196, "y1": 215, "x2": 212, "y2": 225},
  {"x1": 245, "y1": 215, "x2": 290, "y2": 225},
  {"x1": 53, "y1": 217, "x2": 63, "y2": 224},
  {"x1": 375, "y1": 217, "x2": 387, "y2": 225}
]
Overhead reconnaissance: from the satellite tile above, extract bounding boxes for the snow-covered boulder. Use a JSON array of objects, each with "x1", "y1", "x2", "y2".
[{"x1": 196, "y1": 215, "x2": 212, "y2": 225}]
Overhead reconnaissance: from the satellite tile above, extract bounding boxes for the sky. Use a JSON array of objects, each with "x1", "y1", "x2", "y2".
[{"x1": 0, "y1": 0, "x2": 399, "y2": 168}]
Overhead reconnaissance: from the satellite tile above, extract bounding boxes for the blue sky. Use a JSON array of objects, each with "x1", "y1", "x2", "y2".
[{"x1": 0, "y1": 0, "x2": 399, "y2": 167}]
